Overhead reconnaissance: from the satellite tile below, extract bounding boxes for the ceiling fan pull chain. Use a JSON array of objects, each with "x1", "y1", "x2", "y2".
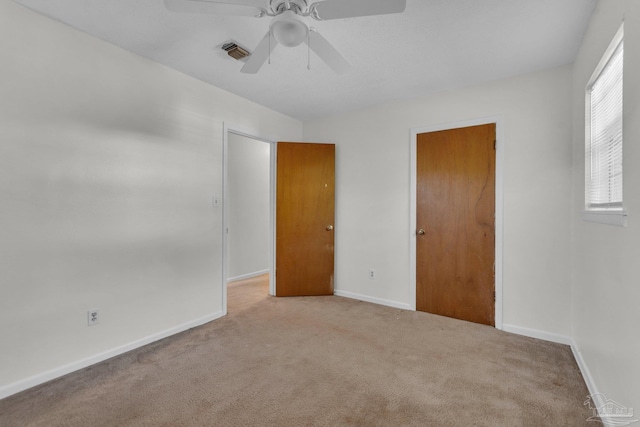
[
  {"x1": 268, "y1": 29, "x2": 272, "y2": 65},
  {"x1": 307, "y1": 32, "x2": 311, "y2": 70}
]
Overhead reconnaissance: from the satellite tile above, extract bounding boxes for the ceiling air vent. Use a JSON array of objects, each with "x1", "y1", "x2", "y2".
[{"x1": 222, "y1": 42, "x2": 250, "y2": 60}]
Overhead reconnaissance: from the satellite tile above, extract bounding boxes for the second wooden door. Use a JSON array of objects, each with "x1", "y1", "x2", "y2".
[{"x1": 416, "y1": 124, "x2": 496, "y2": 326}]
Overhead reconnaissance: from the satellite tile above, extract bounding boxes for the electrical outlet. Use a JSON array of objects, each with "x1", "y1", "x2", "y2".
[
  {"x1": 369, "y1": 269, "x2": 376, "y2": 280},
  {"x1": 87, "y1": 309, "x2": 100, "y2": 326}
]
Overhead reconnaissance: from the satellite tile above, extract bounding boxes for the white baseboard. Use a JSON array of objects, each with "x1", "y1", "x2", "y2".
[
  {"x1": 502, "y1": 323, "x2": 572, "y2": 345},
  {"x1": 503, "y1": 324, "x2": 614, "y2": 426},
  {"x1": 227, "y1": 269, "x2": 270, "y2": 283},
  {"x1": 570, "y1": 339, "x2": 599, "y2": 397},
  {"x1": 570, "y1": 339, "x2": 608, "y2": 420},
  {"x1": 333, "y1": 289, "x2": 411, "y2": 310},
  {"x1": 0, "y1": 311, "x2": 224, "y2": 400}
]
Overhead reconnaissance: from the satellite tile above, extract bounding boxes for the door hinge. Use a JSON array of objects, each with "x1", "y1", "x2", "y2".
[
  {"x1": 493, "y1": 290, "x2": 496, "y2": 302},
  {"x1": 494, "y1": 140, "x2": 496, "y2": 150}
]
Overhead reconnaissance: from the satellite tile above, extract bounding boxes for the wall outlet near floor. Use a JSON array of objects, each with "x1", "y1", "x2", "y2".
[
  {"x1": 87, "y1": 309, "x2": 100, "y2": 326},
  {"x1": 369, "y1": 269, "x2": 376, "y2": 280}
]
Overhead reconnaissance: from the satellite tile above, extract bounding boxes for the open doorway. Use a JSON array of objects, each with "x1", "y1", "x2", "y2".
[
  {"x1": 223, "y1": 127, "x2": 275, "y2": 314},
  {"x1": 222, "y1": 129, "x2": 337, "y2": 312}
]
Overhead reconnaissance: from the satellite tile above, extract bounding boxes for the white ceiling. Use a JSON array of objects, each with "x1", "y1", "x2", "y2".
[{"x1": 14, "y1": 0, "x2": 596, "y2": 121}]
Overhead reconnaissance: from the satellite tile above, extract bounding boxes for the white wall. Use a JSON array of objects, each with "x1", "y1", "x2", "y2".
[
  {"x1": 571, "y1": 0, "x2": 640, "y2": 411},
  {"x1": 0, "y1": 1, "x2": 301, "y2": 397},
  {"x1": 304, "y1": 65, "x2": 574, "y2": 336},
  {"x1": 227, "y1": 133, "x2": 271, "y2": 280}
]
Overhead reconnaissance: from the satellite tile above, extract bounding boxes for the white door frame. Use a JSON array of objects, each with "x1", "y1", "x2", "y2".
[
  {"x1": 222, "y1": 123, "x2": 277, "y2": 315},
  {"x1": 409, "y1": 116, "x2": 504, "y2": 329}
]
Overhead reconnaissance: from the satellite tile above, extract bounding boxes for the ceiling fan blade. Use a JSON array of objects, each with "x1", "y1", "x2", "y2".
[
  {"x1": 311, "y1": 0, "x2": 406, "y2": 21},
  {"x1": 163, "y1": 0, "x2": 265, "y2": 17},
  {"x1": 241, "y1": 32, "x2": 278, "y2": 74},
  {"x1": 305, "y1": 30, "x2": 351, "y2": 74}
]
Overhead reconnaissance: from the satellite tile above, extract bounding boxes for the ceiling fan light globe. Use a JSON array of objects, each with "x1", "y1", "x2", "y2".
[{"x1": 270, "y1": 11, "x2": 309, "y2": 47}]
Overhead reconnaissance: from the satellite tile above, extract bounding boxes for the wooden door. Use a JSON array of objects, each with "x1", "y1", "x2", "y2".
[
  {"x1": 276, "y1": 142, "x2": 335, "y2": 296},
  {"x1": 416, "y1": 124, "x2": 495, "y2": 326}
]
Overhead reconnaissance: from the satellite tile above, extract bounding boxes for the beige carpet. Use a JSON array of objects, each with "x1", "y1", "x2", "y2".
[{"x1": 1, "y1": 275, "x2": 592, "y2": 426}]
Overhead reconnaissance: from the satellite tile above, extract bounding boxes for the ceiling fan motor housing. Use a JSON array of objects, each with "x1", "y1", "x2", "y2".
[{"x1": 269, "y1": 0, "x2": 308, "y2": 15}]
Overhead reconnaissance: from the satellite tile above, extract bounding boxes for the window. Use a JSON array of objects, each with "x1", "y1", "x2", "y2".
[{"x1": 583, "y1": 24, "x2": 626, "y2": 226}]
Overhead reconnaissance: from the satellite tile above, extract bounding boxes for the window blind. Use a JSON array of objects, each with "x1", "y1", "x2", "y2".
[{"x1": 587, "y1": 38, "x2": 623, "y2": 209}]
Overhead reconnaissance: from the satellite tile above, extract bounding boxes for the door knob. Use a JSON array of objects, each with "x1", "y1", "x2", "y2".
[
  {"x1": 417, "y1": 228, "x2": 425, "y2": 235},
  {"x1": 326, "y1": 225, "x2": 334, "y2": 231}
]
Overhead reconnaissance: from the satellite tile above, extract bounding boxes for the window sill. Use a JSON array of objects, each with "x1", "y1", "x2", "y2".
[{"x1": 581, "y1": 210, "x2": 627, "y2": 227}]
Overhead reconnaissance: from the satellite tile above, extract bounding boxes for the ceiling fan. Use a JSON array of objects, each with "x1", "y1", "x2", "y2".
[{"x1": 163, "y1": 0, "x2": 407, "y2": 74}]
